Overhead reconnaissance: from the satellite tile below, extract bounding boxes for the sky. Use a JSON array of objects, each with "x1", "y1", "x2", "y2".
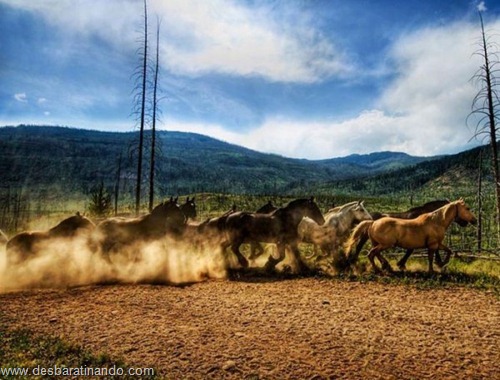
[{"x1": 1, "y1": 0, "x2": 500, "y2": 159}]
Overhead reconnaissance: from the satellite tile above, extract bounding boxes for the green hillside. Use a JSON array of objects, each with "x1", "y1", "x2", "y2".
[
  {"x1": 0, "y1": 125, "x2": 434, "y2": 199},
  {"x1": 311, "y1": 144, "x2": 488, "y2": 199}
]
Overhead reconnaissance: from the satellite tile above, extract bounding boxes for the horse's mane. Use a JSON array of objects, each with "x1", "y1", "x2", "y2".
[
  {"x1": 283, "y1": 198, "x2": 313, "y2": 209},
  {"x1": 325, "y1": 201, "x2": 359, "y2": 217},
  {"x1": 406, "y1": 199, "x2": 450, "y2": 214},
  {"x1": 270, "y1": 198, "x2": 309, "y2": 217},
  {"x1": 256, "y1": 201, "x2": 277, "y2": 214}
]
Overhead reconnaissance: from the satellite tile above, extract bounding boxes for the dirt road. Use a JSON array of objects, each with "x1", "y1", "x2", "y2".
[{"x1": 0, "y1": 278, "x2": 498, "y2": 379}]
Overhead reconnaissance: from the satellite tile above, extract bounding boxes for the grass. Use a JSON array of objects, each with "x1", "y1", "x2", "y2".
[
  {"x1": 339, "y1": 255, "x2": 500, "y2": 295},
  {"x1": 0, "y1": 328, "x2": 158, "y2": 379}
]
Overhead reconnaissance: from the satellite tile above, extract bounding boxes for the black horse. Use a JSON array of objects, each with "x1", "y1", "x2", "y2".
[{"x1": 224, "y1": 197, "x2": 325, "y2": 272}]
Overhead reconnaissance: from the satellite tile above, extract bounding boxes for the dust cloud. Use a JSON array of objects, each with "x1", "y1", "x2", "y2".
[{"x1": 0, "y1": 232, "x2": 229, "y2": 293}]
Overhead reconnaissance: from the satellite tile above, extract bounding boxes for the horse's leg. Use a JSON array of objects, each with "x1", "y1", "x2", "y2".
[
  {"x1": 265, "y1": 243, "x2": 286, "y2": 273},
  {"x1": 371, "y1": 246, "x2": 393, "y2": 273},
  {"x1": 289, "y1": 243, "x2": 310, "y2": 274},
  {"x1": 434, "y1": 250, "x2": 444, "y2": 267},
  {"x1": 351, "y1": 233, "x2": 369, "y2": 265},
  {"x1": 427, "y1": 248, "x2": 435, "y2": 273},
  {"x1": 379, "y1": 254, "x2": 394, "y2": 273},
  {"x1": 230, "y1": 239, "x2": 249, "y2": 268},
  {"x1": 248, "y1": 242, "x2": 264, "y2": 261},
  {"x1": 397, "y1": 249, "x2": 414, "y2": 271},
  {"x1": 436, "y1": 243, "x2": 454, "y2": 268},
  {"x1": 367, "y1": 247, "x2": 382, "y2": 273}
]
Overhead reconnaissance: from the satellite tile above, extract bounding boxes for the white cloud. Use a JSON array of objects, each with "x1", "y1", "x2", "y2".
[
  {"x1": 14, "y1": 93, "x2": 27, "y2": 102},
  {"x1": 151, "y1": 0, "x2": 352, "y2": 82},
  {"x1": 162, "y1": 18, "x2": 500, "y2": 159},
  {"x1": 478, "y1": 1, "x2": 487, "y2": 12},
  {"x1": 162, "y1": 110, "x2": 472, "y2": 160},
  {"x1": 2, "y1": 0, "x2": 352, "y2": 83},
  {"x1": 37, "y1": 97, "x2": 47, "y2": 104}
]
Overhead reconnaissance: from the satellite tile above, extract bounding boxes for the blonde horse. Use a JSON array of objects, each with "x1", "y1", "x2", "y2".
[{"x1": 344, "y1": 199, "x2": 477, "y2": 273}]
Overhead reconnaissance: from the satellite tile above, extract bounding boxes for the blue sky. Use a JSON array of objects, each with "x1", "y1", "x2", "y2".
[{"x1": 1, "y1": 0, "x2": 500, "y2": 159}]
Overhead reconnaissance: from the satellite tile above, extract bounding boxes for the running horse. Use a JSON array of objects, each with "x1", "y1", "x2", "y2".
[
  {"x1": 344, "y1": 199, "x2": 477, "y2": 273},
  {"x1": 6, "y1": 212, "x2": 95, "y2": 265},
  {"x1": 180, "y1": 197, "x2": 197, "y2": 221},
  {"x1": 95, "y1": 198, "x2": 186, "y2": 258},
  {"x1": 352, "y1": 199, "x2": 453, "y2": 270},
  {"x1": 248, "y1": 200, "x2": 279, "y2": 260},
  {"x1": 184, "y1": 205, "x2": 237, "y2": 247},
  {"x1": 224, "y1": 197, "x2": 325, "y2": 272},
  {"x1": 298, "y1": 201, "x2": 372, "y2": 258}
]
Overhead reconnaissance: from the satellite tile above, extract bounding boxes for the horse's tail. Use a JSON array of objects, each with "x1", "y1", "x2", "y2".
[
  {"x1": 0, "y1": 229, "x2": 8, "y2": 247},
  {"x1": 344, "y1": 220, "x2": 373, "y2": 265}
]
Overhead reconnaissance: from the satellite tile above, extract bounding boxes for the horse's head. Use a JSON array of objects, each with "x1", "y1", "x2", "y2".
[
  {"x1": 454, "y1": 199, "x2": 477, "y2": 226},
  {"x1": 350, "y1": 201, "x2": 373, "y2": 223},
  {"x1": 301, "y1": 197, "x2": 325, "y2": 226},
  {"x1": 152, "y1": 199, "x2": 187, "y2": 234},
  {"x1": 181, "y1": 196, "x2": 197, "y2": 220}
]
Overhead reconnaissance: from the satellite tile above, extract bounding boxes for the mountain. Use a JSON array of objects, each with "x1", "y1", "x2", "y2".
[
  {"x1": 0, "y1": 125, "x2": 472, "y2": 199},
  {"x1": 312, "y1": 144, "x2": 486, "y2": 197},
  {"x1": 318, "y1": 151, "x2": 434, "y2": 172}
]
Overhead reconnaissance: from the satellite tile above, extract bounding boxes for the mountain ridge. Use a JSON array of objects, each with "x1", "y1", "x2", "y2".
[{"x1": 0, "y1": 124, "x2": 483, "y2": 198}]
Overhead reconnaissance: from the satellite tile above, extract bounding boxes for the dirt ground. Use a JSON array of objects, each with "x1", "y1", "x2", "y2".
[{"x1": 0, "y1": 277, "x2": 498, "y2": 380}]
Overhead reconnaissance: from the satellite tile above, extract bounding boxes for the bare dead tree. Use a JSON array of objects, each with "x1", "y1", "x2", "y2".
[
  {"x1": 468, "y1": 11, "x2": 500, "y2": 230},
  {"x1": 476, "y1": 150, "x2": 483, "y2": 252},
  {"x1": 114, "y1": 151, "x2": 123, "y2": 216},
  {"x1": 149, "y1": 18, "x2": 162, "y2": 212},
  {"x1": 134, "y1": 0, "x2": 149, "y2": 216}
]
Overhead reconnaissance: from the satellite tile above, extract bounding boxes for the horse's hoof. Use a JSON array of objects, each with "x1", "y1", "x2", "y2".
[
  {"x1": 397, "y1": 263, "x2": 406, "y2": 271},
  {"x1": 264, "y1": 260, "x2": 277, "y2": 273},
  {"x1": 382, "y1": 263, "x2": 394, "y2": 273},
  {"x1": 239, "y1": 257, "x2": 249, "y2": 268}
]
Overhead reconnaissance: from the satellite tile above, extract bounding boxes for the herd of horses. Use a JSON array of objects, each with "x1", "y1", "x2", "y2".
[{"x1": 1, "y1": 196, "x2": 477, "y2": 275}]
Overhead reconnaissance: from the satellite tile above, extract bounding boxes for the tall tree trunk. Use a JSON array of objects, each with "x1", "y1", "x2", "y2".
[
  {"x1": 135, "y1": 0, "x2": 148, "y2": 216},
  {"x1": 149, "y1": 19, "x2": 161, "y2": 212},
  {"x1": 114, "y1": 152, "x2": 122, "y2": 216},
  {"x1": 477, "y1": 150, "x2": 483, "y2": 252},
  {"x1": 479, "y1": 13, "x2": 500, "y2": 228}
]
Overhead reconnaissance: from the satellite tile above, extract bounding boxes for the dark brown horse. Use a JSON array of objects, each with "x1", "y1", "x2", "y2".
[
  {"x1": 95, "y1": 198, "x2": 186, "y2": 257},
  {"x1": 345, "y1": 199, "x2": 477, "y2": 273},
  {"x1": 197, "y1": 205, "x2": 237, "y2": 235},
  {"x1": 180, "y1": 197, "x2": 197, "y2": 221},
  {"x1": 224, "y1": 197, "x2": 325, "y2": 272},
  {"x1": 249, "y1": 201, "x2": 279, "y2": 260},
  {"x1": 6, "y1": 212, "x2": 95, "y2": 264},
  {"x1": 183, "y1": 205, "x2": 237, "y2": 244},
  {"x1": 353, "y1": 200, "x2": 452, "y2": 269}
]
